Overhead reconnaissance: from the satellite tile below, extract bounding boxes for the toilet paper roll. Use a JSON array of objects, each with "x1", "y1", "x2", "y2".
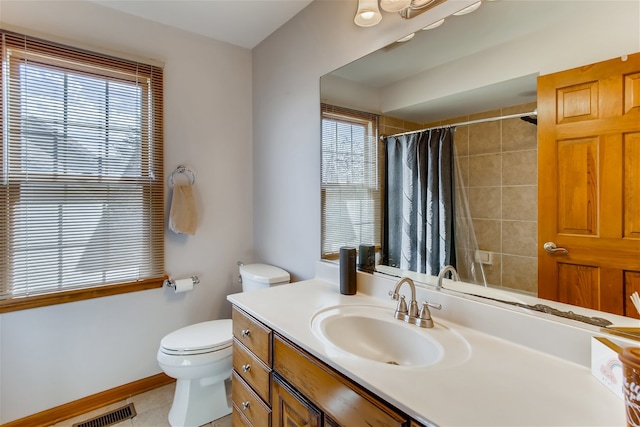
[{"x1": 173, "y1": 278, "x2": 194, "y2": 293}]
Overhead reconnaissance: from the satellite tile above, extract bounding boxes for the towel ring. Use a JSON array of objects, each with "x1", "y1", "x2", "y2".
[{"x1": 169, "y1": 165, "x2": 196, "y2": 188}]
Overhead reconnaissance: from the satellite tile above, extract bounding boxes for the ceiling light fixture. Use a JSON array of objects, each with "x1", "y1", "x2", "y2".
[
  {"x1": 354, "y1": 0, "x2": 383, "y2": 27},
  {"x1": 380, "y1": 0, "x2": 412, "y2": 12},
  {"x1": 354, "y1": 0, "x2": 481, "y2": 28}
]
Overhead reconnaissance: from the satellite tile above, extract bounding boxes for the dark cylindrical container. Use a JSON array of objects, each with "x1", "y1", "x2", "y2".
[
  {"x1": 358, "y1": 244, "x2": 376, "y2": 273},
  {"x1": 339, "y1": 246, "x2": 357, "y2": 295}
]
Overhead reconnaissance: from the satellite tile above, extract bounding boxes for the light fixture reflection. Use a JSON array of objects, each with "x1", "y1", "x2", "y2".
[
  {"x1": 411, "y1": 0, "x2": 436, "y2": 7},
  {"x1": 422, "y1": 18, "x2": 445, "y2": 30},
  {"x1": 354, "y1": 0, "x2": 383, "y2": 27},
  {"x1": 396, "y1": 32, "x2": 415, "y2": 43},
  {"x1": 453, "y1": 1, "x2": 482, "y2": 16}
]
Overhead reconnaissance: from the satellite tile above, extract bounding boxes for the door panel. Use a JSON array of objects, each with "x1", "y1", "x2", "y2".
[
  {"x1": 538, "y1": 52, "x2": 640, "y2": 316},
  {"x1": 556, "y1": 137, "x2": 598, "y2": 235},
  {"x1": 625, "y1": 272, "x2": 640, "y2": 319},
  {"x1": 625, "y1": 132, "x2": 640, "y2": 238}
]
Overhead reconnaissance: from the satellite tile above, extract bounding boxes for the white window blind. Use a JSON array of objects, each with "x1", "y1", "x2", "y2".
[
  {"x1": 0, "y1": 31, "x2": 164, "y2": 301},
  {"x1": 321, "y1": 104, "x2": 381, "y2": 259}
]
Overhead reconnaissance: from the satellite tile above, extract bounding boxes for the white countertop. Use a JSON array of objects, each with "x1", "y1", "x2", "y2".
[{"x1": 228, "y1": 277, "x2": 625, "y2": 426}]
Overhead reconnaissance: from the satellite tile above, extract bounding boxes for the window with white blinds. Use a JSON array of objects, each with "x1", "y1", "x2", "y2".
[
  {"x1": 321, "y1": 104, "x2": 381, "y2": 259},
  {"x1": 0, "y1": 30, "x2": 165, "y2": 308}
]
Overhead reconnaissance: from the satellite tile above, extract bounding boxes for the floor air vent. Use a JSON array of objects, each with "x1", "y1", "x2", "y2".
[{"x1": 72, "y1": 403, "x2": 136, "y2": 427}]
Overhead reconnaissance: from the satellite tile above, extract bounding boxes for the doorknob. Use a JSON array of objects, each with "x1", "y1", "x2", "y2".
[{"x1": 543, "y1": 242, "x2": 569, "y2": 255}]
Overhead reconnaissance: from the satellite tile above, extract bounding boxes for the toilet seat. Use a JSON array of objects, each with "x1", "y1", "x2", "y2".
[{"x1": 160, "y1": 319, "x2": 232, "y2": 356}]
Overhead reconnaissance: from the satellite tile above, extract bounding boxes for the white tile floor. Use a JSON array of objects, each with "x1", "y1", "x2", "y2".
[{"x1": 49, "y1": 382, "x2": 232, "y2": 427}]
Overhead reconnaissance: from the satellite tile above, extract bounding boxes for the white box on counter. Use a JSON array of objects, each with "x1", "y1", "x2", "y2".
[{"x1": 591, "y1": 336, "x2": 623, "y2": 400}]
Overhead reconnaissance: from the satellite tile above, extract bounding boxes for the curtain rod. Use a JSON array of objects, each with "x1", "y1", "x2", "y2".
[{"x1": 380, "y1": 109, "x2": 538, "y2": 140}]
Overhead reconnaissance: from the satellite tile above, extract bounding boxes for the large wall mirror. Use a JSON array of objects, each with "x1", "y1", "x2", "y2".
[{"x1": 320, "y1": 0, "x2": 640, "y2": 326}]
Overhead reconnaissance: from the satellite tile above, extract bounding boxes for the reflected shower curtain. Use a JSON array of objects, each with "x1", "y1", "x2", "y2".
[{"x1": 383, "y1": 128, "x2": 455, "y2": 275}]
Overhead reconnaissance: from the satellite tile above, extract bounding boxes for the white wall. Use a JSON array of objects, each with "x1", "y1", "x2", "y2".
[{"x1": 0, "y1": 1, "x2": 253, "y2": 422}]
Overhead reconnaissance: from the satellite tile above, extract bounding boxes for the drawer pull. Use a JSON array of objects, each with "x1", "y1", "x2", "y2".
[
  {"x1": 241, "y1": 401, "x2": 250, "y2": 411},
  {"x1": 242, "y1": 364, "x2": 251, "y2": 373},
  {"x1": 241, "y1": 329, "x2": 251, "y2": 338}
]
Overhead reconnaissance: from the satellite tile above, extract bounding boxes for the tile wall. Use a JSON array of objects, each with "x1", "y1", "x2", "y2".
[{"x1": 446, "y1": 102, "x2": 538, "y2": 293}]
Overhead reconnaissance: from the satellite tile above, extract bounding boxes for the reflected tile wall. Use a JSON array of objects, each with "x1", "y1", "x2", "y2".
[{"x1": 444, "y1": 102, "x2": 538, "y2": 294}]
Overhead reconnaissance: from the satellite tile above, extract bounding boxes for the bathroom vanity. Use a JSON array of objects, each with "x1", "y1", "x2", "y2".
[
  {"x1": 228, "y1": 262, "x2": 627, "y2": 426},
  {"x1": 231, "y1": 305, "x2": 419, "y2": 426}
]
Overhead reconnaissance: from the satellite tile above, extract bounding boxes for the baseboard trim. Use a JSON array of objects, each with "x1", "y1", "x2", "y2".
[{"x1": 2, "y1": 373, "x2": 175, "y2": 427}]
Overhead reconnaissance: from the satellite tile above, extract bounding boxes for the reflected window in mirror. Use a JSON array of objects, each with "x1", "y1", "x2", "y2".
[{"x1": 320, "y1": 104, "x2": 381, "y2": 259}]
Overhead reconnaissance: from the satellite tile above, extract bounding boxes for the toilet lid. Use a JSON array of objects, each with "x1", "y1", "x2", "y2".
[{"x1": 161, "y1": 319, "x2": 232, "y2": 355}]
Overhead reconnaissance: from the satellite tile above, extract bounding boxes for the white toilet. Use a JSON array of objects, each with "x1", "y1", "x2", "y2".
[{"x1": 157, "y1": 263, "x2": 290, "y2": 427}]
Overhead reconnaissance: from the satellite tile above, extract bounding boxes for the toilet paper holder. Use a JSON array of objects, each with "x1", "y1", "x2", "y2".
[{"x1": 164, "y1": 276, "x2": 200, "y2": 289}]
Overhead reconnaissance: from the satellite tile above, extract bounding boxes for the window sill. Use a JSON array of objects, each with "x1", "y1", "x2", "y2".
[{"x1": 0, "y1": 276, "x2": 168, "y2": 314}]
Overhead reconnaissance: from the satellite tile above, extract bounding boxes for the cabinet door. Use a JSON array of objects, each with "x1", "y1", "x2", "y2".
[
  {"x1": 324, "y1": 416, "x2": 340, "y2": 427},
  {"x1": 273, "y1": 373, "x2": 321, "y2": 427}
]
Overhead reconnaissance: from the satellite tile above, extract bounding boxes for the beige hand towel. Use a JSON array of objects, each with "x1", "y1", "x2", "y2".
[{"x1": 169, "y1": 185, "x2": 198, "y2": 235}]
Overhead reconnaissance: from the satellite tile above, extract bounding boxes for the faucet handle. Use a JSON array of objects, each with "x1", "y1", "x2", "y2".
[
  {"x1": 394, "y1": 295, "x2": 409, "y2": 321},
  {"x1": 424, "y1": 301, "x2": 442, "y2": 310},
  {"x1": 414, "y1": 301, "x2": 435, "y2": 328},
  {"x1": 408, "y1": 298, "x2": 419, "y2": 320}
]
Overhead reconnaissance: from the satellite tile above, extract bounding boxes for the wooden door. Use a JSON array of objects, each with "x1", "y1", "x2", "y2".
[{"x1": 538, "y1": 52, "x2": 640, "y2": 317}]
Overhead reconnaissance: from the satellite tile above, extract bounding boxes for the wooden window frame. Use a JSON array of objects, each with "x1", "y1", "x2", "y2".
[
  {"x1": 0, "y1": 30, "x2": 165, "y2": 313},
  {"x1": 321, "y1": 104, "x2": 381, "y2": 260}
]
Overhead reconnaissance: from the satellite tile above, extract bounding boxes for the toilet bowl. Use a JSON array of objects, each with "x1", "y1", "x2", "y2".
[
  {"x1": 157, "y1": 320, "x2": 233, "y2": 427},
  {"x1": 157, "y1": 263, "x2": 289, "y2": 426}
]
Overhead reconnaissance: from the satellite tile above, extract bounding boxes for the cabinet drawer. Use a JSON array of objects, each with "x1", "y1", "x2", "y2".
[
  {"x1": 233, "y1": 339, "x2": 271, "y2": 403},
  {"x1": 273, "y1": 334, "x2": 408, "y2": 427},
  {"x1": 232, "y1": 408, "x2": 252, "y2": 427},
  {"x1": 232, "y1": 370, "x2": 271, "y2": 427},
  {"x1": 233, "y1": 306, "x2": 272, "y2": 365}
]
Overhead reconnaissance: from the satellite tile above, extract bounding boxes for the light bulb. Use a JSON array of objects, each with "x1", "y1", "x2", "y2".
[{"x1": 361, "y1": 11, "x2": 375, "y2": 20}]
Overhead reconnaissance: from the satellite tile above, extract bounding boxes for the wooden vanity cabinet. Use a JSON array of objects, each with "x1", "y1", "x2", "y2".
[
  {"x1": 232, "y1": 306, "x2": 273, "y2": 426},
  {"x1": 273, "y1": 334, "x2": 409, "y2": 427},
  {"x1": 231, "y1": 305, "x2": 427, "y2": 427}
]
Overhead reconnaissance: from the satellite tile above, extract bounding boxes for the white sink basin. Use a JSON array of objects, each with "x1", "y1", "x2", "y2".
[{"x1": 310, "y1": 304, "x2": 471, "y2": 368}]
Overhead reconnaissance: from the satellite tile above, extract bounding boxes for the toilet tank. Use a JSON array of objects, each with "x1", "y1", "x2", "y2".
[{"x1": 240, "y1": 263, "x2": 290, "y2": 292}]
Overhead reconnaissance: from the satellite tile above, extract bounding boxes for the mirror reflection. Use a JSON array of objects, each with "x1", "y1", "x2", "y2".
[{"x1": 320, "y1": 0, "x2": 640, "y2": 322}]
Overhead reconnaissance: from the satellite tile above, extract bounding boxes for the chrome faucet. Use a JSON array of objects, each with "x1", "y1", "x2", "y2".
[
  {"x1": 437, "y1": 265, "x2": 460, "y2": 290},
  {"x1": 389, "y1": 277, "x2": 419, "y2": 322},
  {"x1": 389, "y1": 277, "x2": 442, "y2": 328}
]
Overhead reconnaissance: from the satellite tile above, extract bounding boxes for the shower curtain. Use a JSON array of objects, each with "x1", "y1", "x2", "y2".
[{"x1": 383, "y1": 128, "x2": 455, "y2": 275}]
